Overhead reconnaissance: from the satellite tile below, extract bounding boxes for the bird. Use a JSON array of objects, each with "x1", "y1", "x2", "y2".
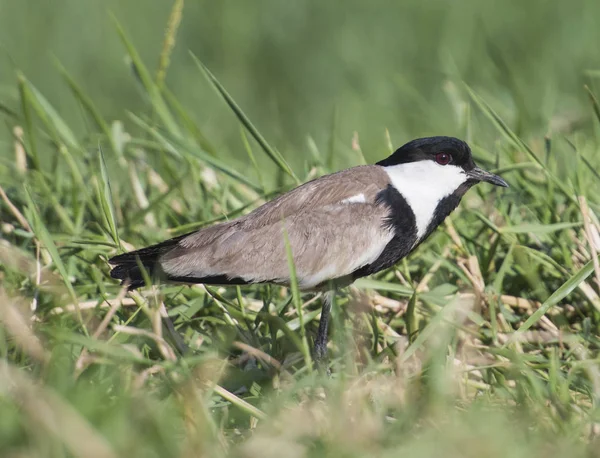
[{"x1": 109, "y1": 136, "x2": 508, "y2": 364}]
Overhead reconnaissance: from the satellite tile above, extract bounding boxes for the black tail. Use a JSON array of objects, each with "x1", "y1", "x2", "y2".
[{"x1": 108, "y1": 235, "x2": 186, "y2": 289}]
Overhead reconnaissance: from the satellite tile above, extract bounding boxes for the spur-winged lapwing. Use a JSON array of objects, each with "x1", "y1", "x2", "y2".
[{"x1": 109, "y1": 136, "x2": 508, "y2": 363}]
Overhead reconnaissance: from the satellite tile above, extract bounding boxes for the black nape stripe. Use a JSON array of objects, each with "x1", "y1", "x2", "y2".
[
  {"x1": 422, "y1": 194, "x2": 461, "y2": 239},
  {"x1": 352, "y1": 185, "x2": 417, "y2": 279}
]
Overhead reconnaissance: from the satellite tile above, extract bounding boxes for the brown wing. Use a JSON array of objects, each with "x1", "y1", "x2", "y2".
[
  {"x1": 161, "y1": 198, "x2": 394, "y2": 288},
  {"x1": 110, "y1": 165, "x2": 394, "y2": 289},
  {"x1": 178, "y1": 165, "x2": 389, "y2": 237}
]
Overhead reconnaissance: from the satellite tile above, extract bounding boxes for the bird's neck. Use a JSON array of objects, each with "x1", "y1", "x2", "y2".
[{"x1": 383, "y1": 162, "x2": 467, "y2": 240}]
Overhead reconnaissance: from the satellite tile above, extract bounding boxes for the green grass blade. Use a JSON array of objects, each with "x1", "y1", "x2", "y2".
[
  {"x1": 0, "y1": 101, "x2": 19, "y2": 119},
  {"x1": 283, "y1": 225, "x2": 312, "y2": 371},
  {"x1": 57, "y1": 144, "x2": 102, "y2": 222},
  {"x1": 129, "y1": 112, "x2": 262, "y2": 192},
  {"x1": 584, "y1": 85, "x2": 600, "y2": 125},
  {"x1": 162, "y1": 87, "x2": 218, "y2": 156},
  {"x1": 20, "y1": 76, "x2": 79, "y2": 149},
  {"x1": 240, "y1": 128, "x2": 265, "y2": 192},
  {"x1": 327, "y1": 106, "x2": 338, "y2": 171},
  {"x1": 23, "y1": 187, "x2": 87, "y2": 335},
  {"x1": 463, "y1": 84, "x2": 542, "y2": 167},
  {"x1": 492, "y1": 243, "x2": 515, "y2": 292},
  {"x1": 55, "y1": 59, "x2": 119, "y2": 157},
  {"x1": 581, "y1": 153, "x2": 600, "y2": 182},
  {"x1": 354, "y1": 278, "x2": 413, "y2": 295},
  {"x1": 97, "y1": 145, "x2": 119, "y2": 246},
  {"x1": 499, "y1": 222, "x2": 582, "y2": 235},
  {"x1": 34, "y1": 172, "x2": 76, "y2": 234},
  {"x1": 516, "y1": 255, "x2": 599, "y2": 334},
  {"x1": 464, "y1": 84, "x2": 578, "y2": 205},
  {"x1": 405, "y1": 291, "x2": 418, "y2": 343},
  {"x1": 401, "y1": 294, "x2": 464, "y2": 362},
  {"x1": 53, "y1": 330, "x2": 156, "y2": 366},
  {"x1": 111, "y1": 15, "x2": 181, "y2": 137},
  {"x1": 191, "y1": 53, "x2": 299, "y2": 183}
]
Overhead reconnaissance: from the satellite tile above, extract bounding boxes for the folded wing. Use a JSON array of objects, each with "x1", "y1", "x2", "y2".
[{"x1": 109, "y1": 166, "x2": 395, "y2": 289}]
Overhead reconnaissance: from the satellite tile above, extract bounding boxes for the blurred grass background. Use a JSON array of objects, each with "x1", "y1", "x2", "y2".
[
  {"x1": 2, "y1": 0, "x2": 600, "y2": 166},
  {"x1": 1, "y1": 1, "x2": 600, "y2": 457}
]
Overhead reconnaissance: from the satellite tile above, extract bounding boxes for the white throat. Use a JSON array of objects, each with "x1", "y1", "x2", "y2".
[{"x1": 384, "y1": 162, "x2": 467, "y2": 240}]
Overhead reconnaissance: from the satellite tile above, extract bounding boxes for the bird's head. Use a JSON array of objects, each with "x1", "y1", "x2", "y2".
[
  {"x1": 377, "y1": 136, "x2": 508, "y2": 195},
  {"x1": 376, "y1": 136, "x2": 508, "y2": 240}
]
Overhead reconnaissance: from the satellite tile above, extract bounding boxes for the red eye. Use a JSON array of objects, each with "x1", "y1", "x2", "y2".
[{"x1": 435, "y1": 152, "x2": 451, "y2": 165}]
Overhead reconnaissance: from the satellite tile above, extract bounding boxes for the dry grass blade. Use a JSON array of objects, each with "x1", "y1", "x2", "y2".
[
  {"x1": 50, "y1": 297, "x2": 138, "y2": 315},
  {"x1": 457, "y1": 255, "x2": 486, "y2": 315},
  {"x1": 128, "y1": 161, "x2": 157, "y2": 227},
  {"x1": 13, "y1": 125, "x2": 27, "y2": 173},
  {"x1": 580, "y1": 196, "x2": 600, "y2": 292},
  {"x1": 75, "y1": 286, "x2": 130, "y2": 376},
  {"x1": 92, "y1": 286, "x2": 129, "y2": 339},
  {"x1": 0, "y1": 288, "x2": 49, "y2": 364},
  {"x1": 0, "y1": 183, "x2": 31, "y2": 232},
  {"x1": 232, "y1": 341, "x2": 283, "y2": 371},
  {"x1": 417, "y1": 245, "x2": 451, "y2": 293},
  {"x1": 156, "y1": 0, "x2": 184, "y2": 88},
  {"x1": 211, "y1": 384, "x2": 267, "y2": 421},
  {"x1": 112, "y1": 324, "x2": 177, "y2": 361}
]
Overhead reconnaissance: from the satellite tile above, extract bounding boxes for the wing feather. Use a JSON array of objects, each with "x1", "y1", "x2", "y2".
[
  {"x1": 110, "y1": 165, "x2": 394, "y2": 289},
  {"x1": 161, "y1": 201, "x2": 394, "y2": 288}
]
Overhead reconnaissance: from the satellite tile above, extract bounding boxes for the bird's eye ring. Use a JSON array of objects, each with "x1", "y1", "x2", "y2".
[{"x1": 435, "y1": 152, "x2": 451, "y2": 165}]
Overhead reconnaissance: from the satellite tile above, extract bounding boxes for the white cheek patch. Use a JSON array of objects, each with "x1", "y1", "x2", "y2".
[
  {"x1": 384, "y1": 162, "x2": 467, "y2": 239},
  {"x1": 341, "y1": 193, "x2": 366, "y2": 204}
]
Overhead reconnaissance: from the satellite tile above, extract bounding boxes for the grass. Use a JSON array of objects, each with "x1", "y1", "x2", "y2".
[{"x1": 1, "y1": 3, "x2": 600, "y2": 457}]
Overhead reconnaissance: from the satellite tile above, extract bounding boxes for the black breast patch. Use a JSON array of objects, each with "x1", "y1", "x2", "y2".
[
  {"x1": 422, "y1": 192, "x2": 462, "y2": 239},
  {"x1": 351, "y1": 185, "x2": 418, "y2": 279}
]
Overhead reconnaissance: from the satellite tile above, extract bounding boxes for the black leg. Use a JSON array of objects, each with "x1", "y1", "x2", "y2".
[{"x1": 314, "y1": 291, "x2": 334, "y2": 368}]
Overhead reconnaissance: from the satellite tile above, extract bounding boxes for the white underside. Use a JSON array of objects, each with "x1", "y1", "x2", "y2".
[
  {"x1": 300, "y1": 226, "x2": 394, "y2": 288},
  {"x1": 384, "y1": 162, "x2": 467, "y2": 240}
]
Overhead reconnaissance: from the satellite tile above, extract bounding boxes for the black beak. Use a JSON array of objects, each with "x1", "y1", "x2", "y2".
[{"x1": 467, "y1": 167, "x2": 509, "y2": 188}]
